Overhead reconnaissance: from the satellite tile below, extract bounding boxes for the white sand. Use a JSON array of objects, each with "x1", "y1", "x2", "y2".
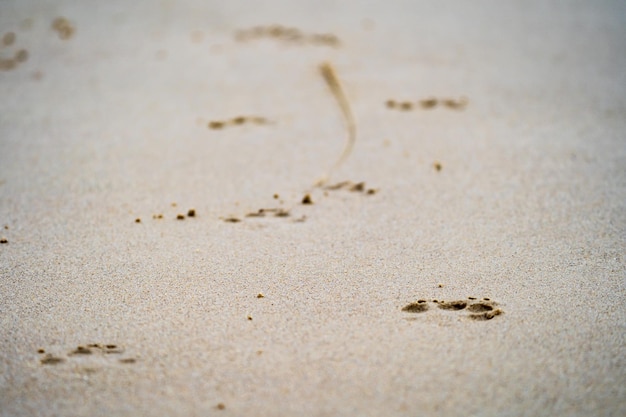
[{"x1": 1, "y1": 1, "x2": 625, "y2": 416}]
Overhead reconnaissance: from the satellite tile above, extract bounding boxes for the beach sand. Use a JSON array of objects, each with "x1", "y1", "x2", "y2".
[{"x1": 1, "y1": 1, "x2": 625, "y2": 416}]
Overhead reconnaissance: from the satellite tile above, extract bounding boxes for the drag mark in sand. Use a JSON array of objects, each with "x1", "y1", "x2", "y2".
[
  {"x1": 316, "y1": 62, "x2": 356, "y2": 186},
  {"x1": 219, "y1": 64, "x2": 377, "y2": 224},
  {"x1": 402, "y1": 297, "x2": 503, "y2": 321}
]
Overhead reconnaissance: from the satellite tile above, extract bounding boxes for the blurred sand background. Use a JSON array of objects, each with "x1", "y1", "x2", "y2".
[{"x1": 1, "y1": 1, "x2": 625, "y2": 416}]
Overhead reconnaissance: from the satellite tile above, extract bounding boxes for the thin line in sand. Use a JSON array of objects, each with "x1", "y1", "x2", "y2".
[
  {"x1": 315, "y1": 62, "x2": 356, "y2": 186},
  {"x1": 220, "y1": 63, "x2": 359, "y2": 221}
]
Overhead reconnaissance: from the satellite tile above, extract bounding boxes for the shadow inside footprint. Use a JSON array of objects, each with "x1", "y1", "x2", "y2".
[
  {"x1": 70, "y1": 346, "x2": 93, "y2": 355},
  {"x1": 468, "y1": 309, "x2": 503, "y2": 321},
  {"x1": 467, "y1": 303, "x2": 493, "y2": 313},
  {"x1": 402, "y1": 300, "x2": 429, "y2": 313},
  {"x1": 40, "y1": 354, "x2": 65, "y2": 365},
  {"x1": 437, "y1": 300, "x2": 467, "y2": 310},
  {"x1": 401, "y1": 297, "x2": 503, "y2": 321},
  {"x1": 103, "y1": 344, "x2": 124, "y2": 354}
]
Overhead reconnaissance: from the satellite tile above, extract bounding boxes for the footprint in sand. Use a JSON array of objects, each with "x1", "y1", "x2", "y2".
[
  {"x1": 0, "y1": 30, "x2": 29, "y2": 72},
  {"x1": 402, "y1": 297, "x2": 503, "y2": 321},
  {"x1": 38, "y1": 343, "x2": 137, "y2": 366},
  {"x1": 222, "y1": 180, "x2": 378, "y2": 225}
]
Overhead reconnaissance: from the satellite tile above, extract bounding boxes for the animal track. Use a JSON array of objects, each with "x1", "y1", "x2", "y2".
[
  {"x1": 401, "y1": 299, "x2": 429, "y2": 313},
  {"x1": 208, "y1": 116, "x2": 270, "y2": 130},
  {"x1": 221, "y1": 179, "x2": 377, "y2": 225},
  {"x1": 402, "y1": 297, "x2": 503, "y2": 321},
  {"x1": 214, "y1": 63, "x2": 379, "y2": 226},
  {"x1": 385, "y1": 97, "x2": 468, "y2": 111},
  {"x1": 134, "y1": 204, "x2": 197, "y2": 224},
  {"x1": 38, "y1": 343, "x2": 136, "y2": 366},
  {"x1": 51, "y1": 17, "x2": 75, "y2": 40},
  {"x1": 235, "y1": 25, "x2": 340, "y2": 47},
  {"x1": 322, "y1": 180, "x2": 378, "y2": 195},
  {"x1": 1, "y1": 15, "x2": 78, "y2": 73},
  {"x1": 0, "y1": 30, "x2": 29, "y2": 72},
  {"x1": 245, "y1": 207, "x2": 291, "y2": 218},
  {"x1": 223, "y1": 204, "x2": 303, "y2": 225}
]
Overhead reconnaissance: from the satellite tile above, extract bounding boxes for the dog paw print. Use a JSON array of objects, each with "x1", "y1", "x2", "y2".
[
  {"x1": 207, "y1": 115, "x2": 270, "y2": 130},
  {"x1": 322, "y1": 180, "x2": 378, "y2": 195},
  {"x1": 385, "y1": 97, "x2": 468, "y2": 111},
  {"x1": 37, "y1": 343, "x2": 137, "y2": 366},
  {"x1": 221, "y1": 180, "x2": 378, "y2": 225},
  {"x1": 235, "y1": 25, "x2": 340, "y2": 47},
  {"x1": 51, "y1": 17, "x2": 75, "y2": 40},
  {"x1": 402, "y1": 297, "x2": 503, "y2": 321},
  {"x1": 134, "y1": 204, "x2": 198, "y2": 224},
  {"x1": 0, "y1": 31, "x2": 29, "y2": 72}
]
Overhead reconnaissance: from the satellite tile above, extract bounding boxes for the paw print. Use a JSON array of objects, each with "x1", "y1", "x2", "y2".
[
  {"x1": 402, "y1": 297, "x2": 503, "y2": 321},
  {"x1": 37, "y1": 343, "x2": 137, "y2": 366},
  {"x1": 0, "y1": 30, "x2": 29, "y2": 72}
]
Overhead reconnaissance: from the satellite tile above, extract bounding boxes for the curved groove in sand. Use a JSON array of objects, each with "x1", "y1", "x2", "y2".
[{"x1": 316, "y1": 62, "x2": 356, "y2": 186}]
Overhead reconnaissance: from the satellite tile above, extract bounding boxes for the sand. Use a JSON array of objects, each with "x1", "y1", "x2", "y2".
[{"x1": 1, "y1": 1, "x2": 625, "y2": 416}]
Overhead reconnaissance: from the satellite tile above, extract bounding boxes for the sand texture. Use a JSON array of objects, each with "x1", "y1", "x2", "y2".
[{"x1": 1, "y1": 1, "x2": 625, "y2": 416}]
